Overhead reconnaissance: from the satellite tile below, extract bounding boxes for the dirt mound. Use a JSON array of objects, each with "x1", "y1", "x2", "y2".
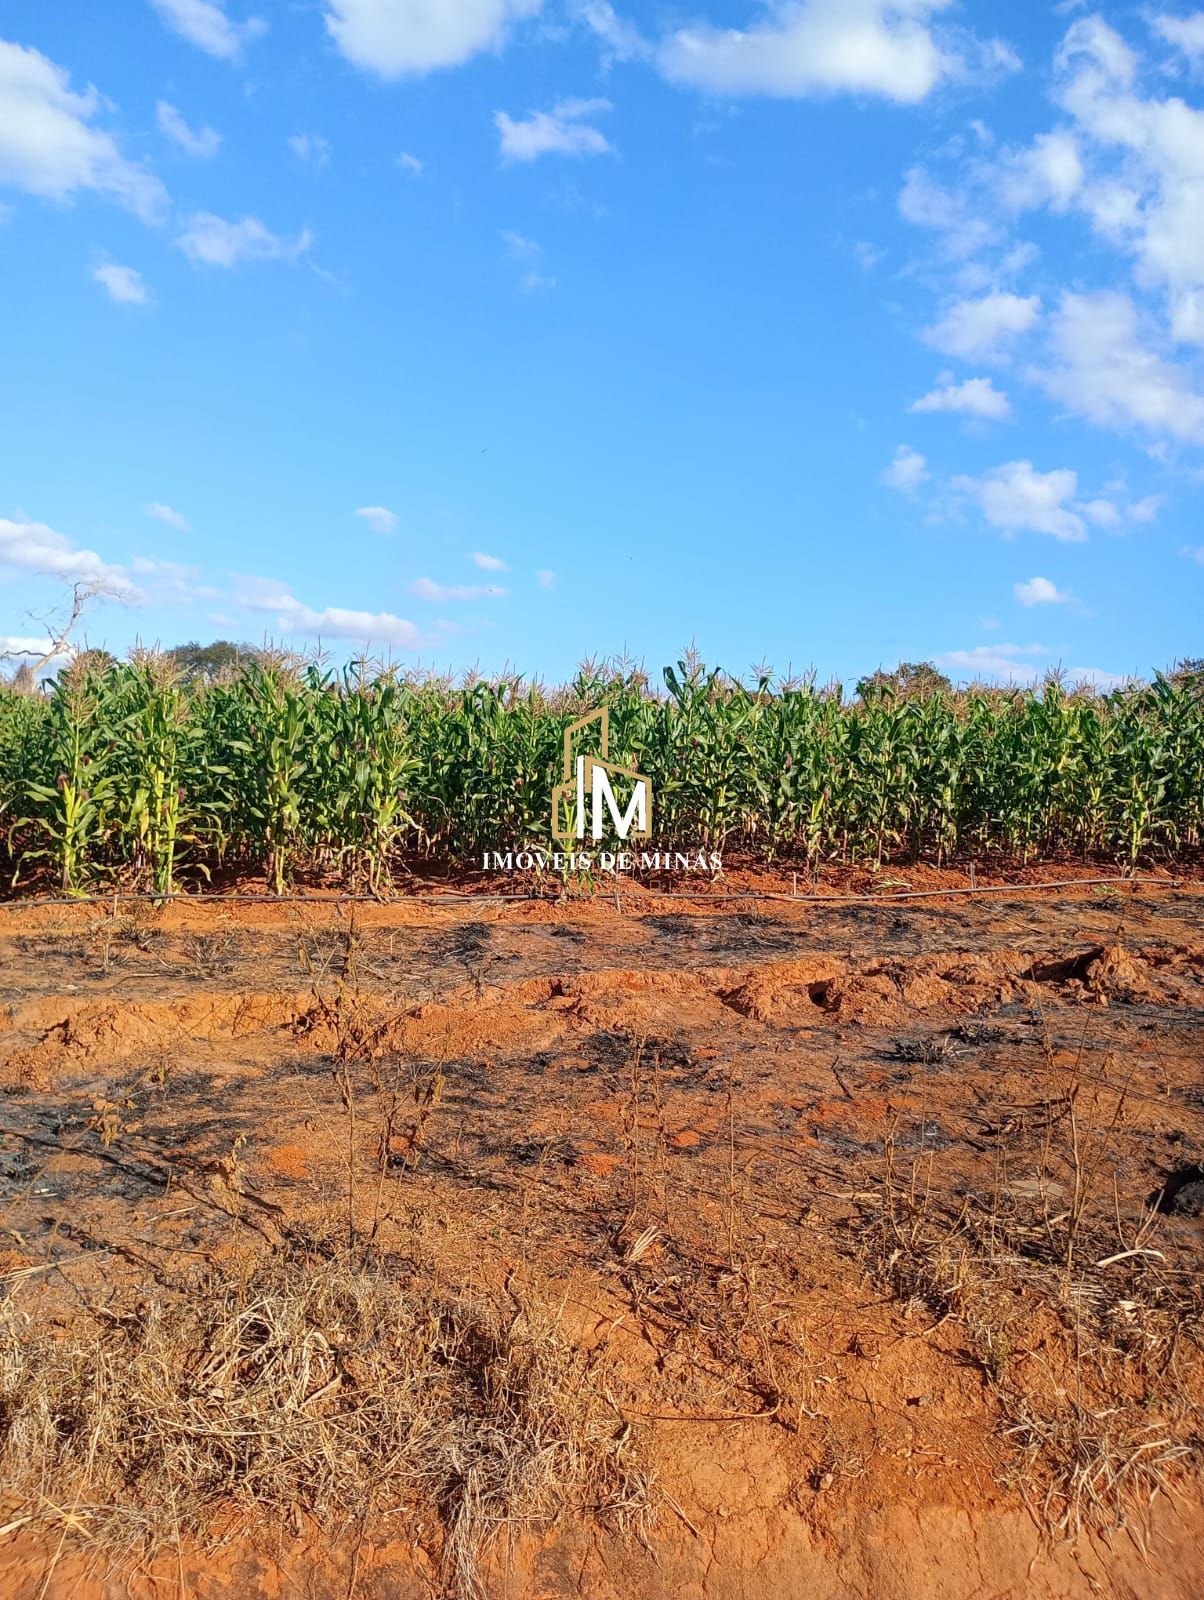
[
  {"x1": 721, "y1": 957, "x2": 848, "y2": 1022},
  {"x1": 6, "y1": 937, "x2": 1201, "y2": 1092},
  {"x1": 1, "y1": 992, "x2": 312, "y2": 1089}
]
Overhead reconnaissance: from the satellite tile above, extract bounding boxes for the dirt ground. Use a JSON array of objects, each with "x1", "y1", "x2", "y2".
[{"x1": 1, "y1": 869, "x2": 1202, "y2": 1598}]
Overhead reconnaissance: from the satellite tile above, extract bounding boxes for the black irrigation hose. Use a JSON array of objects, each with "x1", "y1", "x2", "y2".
[{"x1": 0, "y1": 872, "x2": 1186, "y2": 912}]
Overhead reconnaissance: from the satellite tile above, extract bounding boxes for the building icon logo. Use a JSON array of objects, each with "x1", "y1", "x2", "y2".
[{"x1": 551, "y1": 707, "x2": 652, "y2": 844}]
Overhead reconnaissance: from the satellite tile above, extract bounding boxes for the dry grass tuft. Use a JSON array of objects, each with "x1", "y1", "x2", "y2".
[
  {"x1": 854, "y1": 1120, "x2": 1204, "y2": 1542},
  {"x1": 0, "y1": 1250, "x2": 652, "y2": 1595}
]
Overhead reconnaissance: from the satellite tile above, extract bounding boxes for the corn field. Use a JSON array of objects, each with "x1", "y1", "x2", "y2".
[{"x1": 0, "y1": 653, "x2": 1201, "y2": 894}]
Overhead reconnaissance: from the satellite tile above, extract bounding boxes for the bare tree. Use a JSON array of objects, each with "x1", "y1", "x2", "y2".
[{"x1": 1, "y1": 580, "x2": 119, "y2": 688}]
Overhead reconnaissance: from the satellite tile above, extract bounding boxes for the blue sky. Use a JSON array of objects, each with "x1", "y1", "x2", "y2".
[{"x1": 1, "y1": 1, "x2": 1201, "y2": 689}]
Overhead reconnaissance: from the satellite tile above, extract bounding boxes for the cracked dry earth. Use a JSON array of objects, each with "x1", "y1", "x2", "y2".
[{"x1": 1, "y1": 880, "x2": 1203, "y2": 1599}]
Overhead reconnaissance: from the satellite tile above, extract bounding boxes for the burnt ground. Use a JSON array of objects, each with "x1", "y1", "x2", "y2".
[{"x1": 0, "y1": 879, "x2": 1202, "y2": 1599}]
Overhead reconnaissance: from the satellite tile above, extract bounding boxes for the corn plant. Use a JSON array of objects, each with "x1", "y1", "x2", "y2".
[{"x1": 0, "y1": 651, "x2": 1199, "y2": 892}]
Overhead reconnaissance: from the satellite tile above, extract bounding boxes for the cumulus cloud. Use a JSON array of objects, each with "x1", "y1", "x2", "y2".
[
  {"x1": 93, "y1": 261, "x2": 151, "y2": 304},
  {"x1": 952, "y1": 460, "x2": 1088, "y2": 541},
  {"x1": 1078, "y1": 497, "x2": 1123, "y2": 530},
  {"x1": 0, "y1": 39, "x2": 167, "y2": 222},
  {"x1": 998, "y1": 129, "x2": 1083, "y2": 211},
  {"x1": 882, "y1": 444, "x2": 929, "y2": 494},
  {"x1": 1182, "y1": 543, "x2": 1204, "y2": 564},
  {"x1": 237, "y1": 577, "x2": 434, "y2": 648},
  {"x1": 0, "y1": 517, "x2": 138, "y2": 596},
  {"x1": 130, "y1": 556, "x2": 203, "y2": 595},
  {"x1": 656, "y1": 0, "x2": 1006, "y2": 105},
  {"x1": 396, "y1": 150, "x2": 423, "y2": 175},
  {"x1": 1127, "y1": 494, "x2": 1162, "y2": 523},
  {"x1": 0, "y1": 635, "x2": 72, "y2": 666},
  {"x1": 935, "y1": 642, "x2": 1049, "y2": 679},
  {"x1": 1153, "y1": 13, "x2": 1204, "y2": 58},
  {"x1": 325, "y1": 0, "x2": 543, "y2": 78},
  {"x1": 924, "y1": 291, "x2": 1041, "y2": 360},
  {"x1": 934, "y1": 643, "x2": 1125, "y2": 689},
  {"x1": 156, "y1": 101, "x2": 221, "y2": 158},
  {"x1": 495, "y1": 98, "x2": 613, "y2": 162},
  {"x1": 354, "y1": 505, "x2": 398, "y2": 535},
  {"x1": 1048, "y1": 17, "x2": 1204, "y2": 342},
  {"x1": 1014, "y1": 575, "x2": 1070, "y2": 606},
  {"x1": 910, "y1": 375, "x2": 1012, "y2": 419},
  {"x1": 410, "y1": 577, "x2": 506, "y2": 601},
  {"x1": 895, "y1": 13, "x2": 1204, "y2": 455},
  {"x1": 898, "y1": 165, "x2": 1000, "y2": 259},
  {"x1": 149, "y1": 0, "x2": 266, "y2": 60},
  {"x1": 1034, "y1": 290, "x2": 1204, "y2": 444},
  {"x1": 146, "y1": 502, "x2": 189, "y2": 532},
  {"x1": 176, "y1": 212, "x2": 313, "y2": 267},
  {"x1": 470, "y1": 551, "x2": 507, "y2": 570}
]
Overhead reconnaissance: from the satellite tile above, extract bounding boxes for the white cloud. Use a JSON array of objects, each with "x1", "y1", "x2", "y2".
[
  {"x1": 537, "y1": 567, "x2": 556, "y2": 588},
  {"x1": 924, "y1": 291, "x2": 1041, "y2": 360},
  {"x1": 998, "y1": 129, "x2": 1083, "y2": 211},
  {"x1": 396, "y1": 150, "x2": 423, "y2": 175},
  {"x1": 1182, "y1": 543, "x2": 1204, "y2": 564},
  {"x1": 130, "y1": 556, "x2": 203, "y2": 595},
  {"x1": 1127, "y1": 493, "x2": 1162, "y2": 523},
  {"x1": 1154, "y1": 13, "x2": 1204, "y2": 58},
  {"x1": 495, "y1": 98, "x2": 614, "y2": 162},
  {"x1": 1067, "y1": 666, "x2": 1131, "y2": 692},
  {"x1": 0, "y1": 40, "x2": 167, "y2": 222},
  {"x1": 410, "y1": 577, "x2": 505, "y2": 601},
  {"x1": 0, "y1": 635, "x2": 72, "y2": 665},
  {"x1": 470, "y1": 550, "x2": 507, "y2": 570},
  {"x1": 502, "y1": 229, "x2": 540, "y2": 259},
  {"x1": 1034, "y1": 290, "x2": 1204, "y2": 444},
  {"x1": 898, "y1": 165, "x2": 971, "y2": 231},
  {"x1": 146, "y1": 502, "x2": 189, "y2": 532},
  {"x1": 156, "y1": 101, "x2": 221, "y2": 158},
  {"x1": 897, "y1": 165, "x2": 1006, "y2": 265},
  {"x1": 1078, "y1": 497, "x2": 1122, "y2": 529},
  {"x1": 656, "y1": 0, "x2": 993, "y2": 105},
  {"x1": 237, "y1": 578, "x2": 433, "y2": 648},
  {"x1": 0, "y1": 517, "x2": 138, "y2": 596},
  {"x1": 502, "y1": 229, "x2": 556, "y2": 292},
  {"x1": 934, "y1": 642, "x2": 1050, "y2": 681},
  {"x1": 575, "y1": 0, "x2": 651, "y2": 62},
  {"x1": 1014, "y1": 575, "x2": 1070, "y2": 605},
  {"x1": 1051, "y1": 17, "x2": 1204, "y2": 339},
  {"x1": 149, "y1": 0, "x2": 266, "y2": 60},
  {"x1": 952, "y1": 460, "x2": 1088, "y2": 541},
  {"x1": 895, "y1": 16, "x2": 1204, "y2": 452},
  {"x1": 882, "y1": 444, "x2": 928, "y2": 494},
  {"x1": 93, "y1": 261, "x2": 151, "y2": 304},
  {"x1": 176, "y1": 212, "x2": 313, "y2": 267},
  {"x1": 325, "y1": 0, "x2": 543, "y2": 78},
  {"x1": 289, "y1": 133, "x2": 331, "y2": 170},
  {"x1": 354, "y1": 505, "x2": 398, "y2": 535},
  {"x1": 910, "y1": 375, "x2": 1012, "y2": 419},
  {"x1": 936, "y1": 645, "x2": 1126, "y2": 690}
]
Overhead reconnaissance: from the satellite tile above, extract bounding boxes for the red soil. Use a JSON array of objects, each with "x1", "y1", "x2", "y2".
[{"x1": 0, "y1": 874, "x2": 1201, "y2": 1598}]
